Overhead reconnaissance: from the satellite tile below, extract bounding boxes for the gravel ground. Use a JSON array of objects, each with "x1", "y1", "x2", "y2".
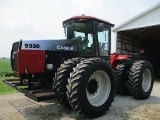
[{"x1": 0, "y1": 80, "x2": 160, "y2": 120}]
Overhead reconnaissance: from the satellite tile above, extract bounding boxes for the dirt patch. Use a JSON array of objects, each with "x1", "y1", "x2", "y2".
[{"x1": 129, "y1": 104, "x2": 160, "y2": 120}]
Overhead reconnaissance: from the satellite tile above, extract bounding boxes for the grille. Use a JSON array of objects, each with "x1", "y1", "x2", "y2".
[{"x1": 11, "y1": 42, "x2": 19, "y2": 72}]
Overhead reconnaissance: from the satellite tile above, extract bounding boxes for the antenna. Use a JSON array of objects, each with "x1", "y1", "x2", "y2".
[{"x1": 83, "y1": 0, "x2": 86, "y2": 14}]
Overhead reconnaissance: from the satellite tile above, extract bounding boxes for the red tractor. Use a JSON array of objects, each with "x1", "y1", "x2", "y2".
[{"x1": 10, "y1": 15, "x2": 154, "y2": 118}]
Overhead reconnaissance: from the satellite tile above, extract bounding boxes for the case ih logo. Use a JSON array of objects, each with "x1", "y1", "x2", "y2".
[{"x1": 57, "y1": 46, "x2": 74, "y2": 50}]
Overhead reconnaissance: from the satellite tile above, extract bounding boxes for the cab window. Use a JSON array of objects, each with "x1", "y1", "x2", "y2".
[{"x1": 97, "y1": 28, "x2": 109, "y2": 56}]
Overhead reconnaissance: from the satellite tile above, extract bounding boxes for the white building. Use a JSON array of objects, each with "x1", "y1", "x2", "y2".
[{"x1": 113, "y1": 2, "x2": 160, "y2": 76}]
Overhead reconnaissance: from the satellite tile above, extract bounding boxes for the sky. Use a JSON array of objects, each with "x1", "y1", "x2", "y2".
[{"x1": 0, "y1": 0, "x2": 160, "y2": 57}]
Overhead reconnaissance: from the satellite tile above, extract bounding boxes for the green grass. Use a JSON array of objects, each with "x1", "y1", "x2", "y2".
[
  {"x1": 0, "y1": 60, "x2": 18, "y2": 94},
  {"x1": 0, "y1": 60, "x2": 13, "y2": 77},
  {"x1": 0, "y1": 77, "x2": 18, "y2": 94}
]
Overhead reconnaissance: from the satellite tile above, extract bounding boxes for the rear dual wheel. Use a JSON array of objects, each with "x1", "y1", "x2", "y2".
[
  {"x1": 115, "y1": 61, "x2": 132, "y2": 95},
  {"x1": 66, "y1": 58, "x2": 116, "y2": 118},
  {"x1": 115, "y1": 60, "x2": 154, "y2": 99},
  {"x1": 128, "y1": 60, "x2": 154, "y2": 99}
]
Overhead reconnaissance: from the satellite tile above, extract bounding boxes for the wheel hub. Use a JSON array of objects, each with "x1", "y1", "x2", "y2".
[{"x1": 87, "y1": 79, "x2": 98, "y2": 94}]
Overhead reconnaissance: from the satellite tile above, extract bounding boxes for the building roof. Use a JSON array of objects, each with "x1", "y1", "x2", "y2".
[{"x1": 113, "y1": 2, "x2": 160, "y2": 32}]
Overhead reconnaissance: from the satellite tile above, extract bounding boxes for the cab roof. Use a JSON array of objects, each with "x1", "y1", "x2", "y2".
[{"x1": 63, "y1": 16, "x2": 114, "y2": 27}]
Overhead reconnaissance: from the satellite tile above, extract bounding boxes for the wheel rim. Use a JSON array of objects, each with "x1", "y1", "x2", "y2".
[
  {"x1": 142, "y1": 69, "x2": 152, "y2": 92},
  {"x1": 86, "y1": 70, "x2": 111, "y2": 107}
]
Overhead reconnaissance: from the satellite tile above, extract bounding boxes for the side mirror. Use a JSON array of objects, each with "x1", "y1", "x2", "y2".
[{"x1": 97, "y1": 23, "x2": 104, "y2": 32}]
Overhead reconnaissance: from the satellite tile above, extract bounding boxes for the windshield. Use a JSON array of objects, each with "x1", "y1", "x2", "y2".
[{"x1": 64, "y1": 23, "x2": 94, "y2": 55}]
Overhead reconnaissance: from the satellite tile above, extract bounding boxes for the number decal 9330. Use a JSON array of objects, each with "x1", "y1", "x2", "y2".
[{"x1": 25, "y1": 43, "x2": 40, "y2": 48}]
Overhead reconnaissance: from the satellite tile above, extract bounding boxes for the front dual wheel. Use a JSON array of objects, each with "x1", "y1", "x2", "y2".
[
  {"x1": 66, "y1": 58, "x2": 116, "y2": 118},
  {"x1": 86, "y1": 70, "x2": 111, "y2": 107}
]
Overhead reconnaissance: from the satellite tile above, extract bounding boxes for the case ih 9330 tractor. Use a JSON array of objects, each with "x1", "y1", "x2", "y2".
[{"x1": 10, "y1": 15, "x2": 154, "y2": 118}]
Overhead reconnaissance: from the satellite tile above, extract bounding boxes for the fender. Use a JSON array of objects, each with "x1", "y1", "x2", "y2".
[{"x1": 110, "y1": 53, "x2": 132, "y2": 69}]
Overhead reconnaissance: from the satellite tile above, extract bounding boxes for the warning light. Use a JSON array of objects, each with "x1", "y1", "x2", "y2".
[
  {"x1": 62, "y1": 24, "x2": 65, "y2": 28},
  {"x1": 139, "y1": 49, "x2": 144, "y2": 54}
]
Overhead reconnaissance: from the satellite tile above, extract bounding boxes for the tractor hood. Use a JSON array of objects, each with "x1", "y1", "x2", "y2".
[{"x1": 21, "y1": 39, "x2": 77, "y2": 51}]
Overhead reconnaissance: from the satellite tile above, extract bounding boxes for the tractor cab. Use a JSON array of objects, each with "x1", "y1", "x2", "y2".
[{"x1": 63, "y1": 15, "x2": 114, "y2": 58}]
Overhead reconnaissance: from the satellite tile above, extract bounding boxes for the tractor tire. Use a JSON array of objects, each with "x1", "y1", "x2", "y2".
[
  {"x1": 53, "y1": 58, "x2": 83, "y2": 108},
  {"x1": 115, "y1": 61, "x2": 132, "y2": 95},
  {"x1": 128, "y1": 60, "x2": 154, "y2": 99},
  {"x1": 66, "y1": 58, "x2": 116, "y2": 118}
]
